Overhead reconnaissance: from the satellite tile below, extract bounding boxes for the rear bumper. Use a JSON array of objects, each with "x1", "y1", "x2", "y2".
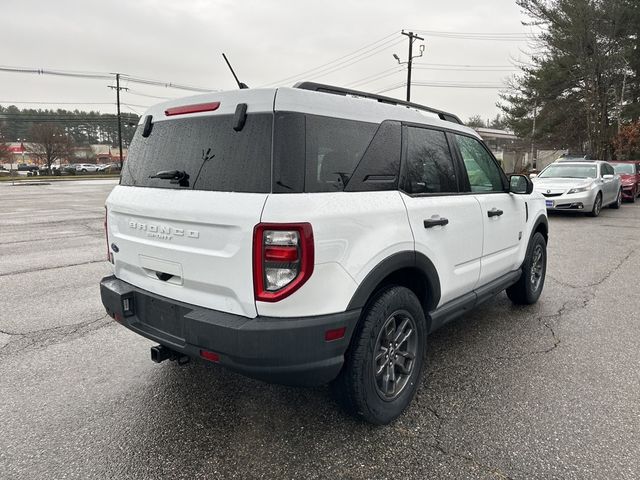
[{"x1": 100, "y1": 276, "x2": 360, "y2": 386}]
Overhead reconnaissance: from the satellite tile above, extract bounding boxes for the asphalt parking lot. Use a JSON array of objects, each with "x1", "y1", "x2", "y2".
[{"x1": 1, "y1": 180, "x2": 639, "y2": 479}]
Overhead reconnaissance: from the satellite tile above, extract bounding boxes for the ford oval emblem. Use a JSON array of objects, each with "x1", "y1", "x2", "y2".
[{"x1": 547, "y1": 189, "x2": 551, "y2": 194}]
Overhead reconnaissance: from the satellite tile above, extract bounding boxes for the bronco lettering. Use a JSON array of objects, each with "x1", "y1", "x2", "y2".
[{"x1": 127, "y1": 221, "x2": 199, "y2": 240}]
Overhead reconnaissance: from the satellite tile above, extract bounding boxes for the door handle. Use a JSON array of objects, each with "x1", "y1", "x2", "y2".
[
  {"x1": 424, "y1": 217, "x2": 449, "y2": 228},
  {"x1": 487, "y1": 208, "x2": 504, "y2": 217}
]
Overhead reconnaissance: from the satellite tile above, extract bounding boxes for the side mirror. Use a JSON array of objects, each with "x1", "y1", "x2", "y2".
[
  {"x1": 603, "y1": 174, "x2": 614, "y2": 180},
  {"x1": 529, "y1": 173, "x2": 538, "y2": 179},
  {"x1": 510, "y1": 174, "x2": 534, "y2": 194}
]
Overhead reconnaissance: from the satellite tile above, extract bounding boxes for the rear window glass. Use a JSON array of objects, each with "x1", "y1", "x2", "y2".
[
  {"x1": 304, "y1": 115, "x2": 378, "y2": 192},
  {"x1": 121, "y1": 113, "x2": 272, "y2": 192},
  {"x1": 612, "y1": 163, "x2": 636, "y2": 174}
]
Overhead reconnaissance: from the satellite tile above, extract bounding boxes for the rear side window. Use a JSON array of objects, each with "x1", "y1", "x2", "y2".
[
  {"x1": 304, "y1": 116, "x2": 378, "y2": 192},
  {"x1": 403, "y1": 126, "x2": 458, "y2": 194},
  {"x1": 121, "y1": 114, "x2": 272, "y2": 192}
]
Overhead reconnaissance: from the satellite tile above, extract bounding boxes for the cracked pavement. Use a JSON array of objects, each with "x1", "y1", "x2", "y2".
[{"x1": 1, "y1": 180, "x2": 639, "y2": 479}]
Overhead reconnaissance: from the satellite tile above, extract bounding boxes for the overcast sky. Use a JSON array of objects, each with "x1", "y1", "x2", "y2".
[{"x1": 0, "y1": 0, "x2": 534, "y2": 122}]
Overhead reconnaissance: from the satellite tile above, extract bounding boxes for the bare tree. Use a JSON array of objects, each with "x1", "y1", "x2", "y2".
[
  {"x1": 26, "y1": 123, "x2": 74, "y2": 170},
  {"x1": 0, "y1": 129, "x2": 10, "y2": 163},
  {"x1": 466, "y1": 115, "x2": 486, "y2": 129}
]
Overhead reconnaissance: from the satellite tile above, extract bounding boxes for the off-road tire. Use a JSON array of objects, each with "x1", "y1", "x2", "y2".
[
  {"x1": 333, "y1": 286, "x2": 426, "y2": 425},
  {"x1": 506, "y1": 232, "x2": 547, "y2": 305},
  {"x1": 587, "y1": 192, "x2": 602, "y2": 217}
]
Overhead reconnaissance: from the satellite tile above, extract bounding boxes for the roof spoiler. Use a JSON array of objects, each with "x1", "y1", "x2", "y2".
[{"x1": 293, "y1": 81, "x2": 464, "y2": 125}]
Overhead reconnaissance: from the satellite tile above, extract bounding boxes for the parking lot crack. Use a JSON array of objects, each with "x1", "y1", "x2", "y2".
[
  {"x1": 417, "y1": 404, "x2": 517, "y2": 479},
  {"x1": 0, "y1": 314, "x2": 113, "y2": 356},
  {"x1": 583, "y1": 249, "x2": 635, "y2": 288},
  {"x1": 0, "y1": 328, "x2": 22, "y2": 337},
  {"x1": 0, "y1": 259, "x2": 107, "y2": 277},
  {"x1": 549, "y1": 249, "x2": 635, "y2": 290},
  {"x1": 0, "y1": 233, "x2": 97, "y2": 246}
]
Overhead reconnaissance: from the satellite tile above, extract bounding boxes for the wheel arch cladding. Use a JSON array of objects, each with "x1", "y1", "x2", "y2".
[
  {"x1": 346, "y1": 251, "x2": 441, "y2": 318},
  {"x1": 532, "y1": 215, "x2": 549, "y2": 244}
]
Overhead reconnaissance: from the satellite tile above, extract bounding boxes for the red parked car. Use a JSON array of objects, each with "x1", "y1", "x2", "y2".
[{"x1": 611, "y1": 161, "x2": 640, "y2": 202}]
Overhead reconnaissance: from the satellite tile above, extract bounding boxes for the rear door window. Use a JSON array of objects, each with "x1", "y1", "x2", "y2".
[
  {"x1": 121, "y1": 113, "x2": 272, "y2": 192},
  {"x1": 402, "y1": 126, "x2": 458, "y2": 194}
]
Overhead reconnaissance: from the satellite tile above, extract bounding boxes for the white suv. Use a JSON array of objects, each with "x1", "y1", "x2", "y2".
[
  {"x1": 100, "y1": 82, "x2": 548, "y2": 424},
  {"x1": 76, "y1": 163, "x2": 99, "y2": 173}
]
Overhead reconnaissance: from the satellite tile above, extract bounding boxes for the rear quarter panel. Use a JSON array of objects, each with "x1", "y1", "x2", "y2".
[{"x1": 257, "y1": 191, "x2": 413, "y2": 317}]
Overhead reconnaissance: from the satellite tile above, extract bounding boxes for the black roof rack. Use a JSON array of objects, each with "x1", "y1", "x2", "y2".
[{"x1": 293, "y1": 81, "x2": 464, "y2": 125}]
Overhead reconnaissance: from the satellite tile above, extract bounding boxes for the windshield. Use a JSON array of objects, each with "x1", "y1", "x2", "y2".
[
  {"x1": 612, "y1": 163, "x2": 635, "y2": 175},
  {"x1": 539, "y1": 164, "x2": 597, "y2": 179},
  {"x1": 121, "y1": 114, "x2": 272, "y2": 192}
]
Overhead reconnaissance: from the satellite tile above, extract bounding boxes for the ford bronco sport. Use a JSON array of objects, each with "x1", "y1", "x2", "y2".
[{"x1": 100, "y1": 82, "x2": 548, "y2": 424}]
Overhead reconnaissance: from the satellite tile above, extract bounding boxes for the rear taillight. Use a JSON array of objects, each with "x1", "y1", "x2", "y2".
[{"x1": 253, "y1": 223, "x2": 314, "y2": 302}]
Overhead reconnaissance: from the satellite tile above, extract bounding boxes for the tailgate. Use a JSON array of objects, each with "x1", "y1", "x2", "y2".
[{"x1": 106, "y1": 185, "x2": 267, "y2": 317}]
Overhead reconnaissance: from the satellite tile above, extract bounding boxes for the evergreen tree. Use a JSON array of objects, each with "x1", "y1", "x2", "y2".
[{"x1": 500, "y1": 0, "x2": 639, "y2": 159}]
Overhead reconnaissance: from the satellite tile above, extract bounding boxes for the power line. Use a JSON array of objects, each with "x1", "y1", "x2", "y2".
[
  {"x1": 413, "y1": 81, "x2": 505, "y2": 88},
  {"x1": 125, "y1": 89, "x2": 174, "y2": 100},
  {"x1": 0, "y1": 65, "x2": 112, "y2": 80},
  {"x1": 119, "y1": 74, "x2": 212, "y2": 92},
  {"x1": 375, "y1": 81, "x2": 506, "y2": 94},
  {"x1": 301, "y1": 38, "x2": 406, "y2": 83},
  {"x1": 415, "y1": 62, "x2": 523, "y2": 68},
  {"x1": 412, "y1": 66, "x2": 519, "y2": 72},
  {"x1": 409, "y1": 29, "x2": 534, "y2": 41},
  {"x1": 345, "y1": 67, "x2": 406, "y2": 89},
  {"x1": 121, "y1": 104, "x2": 144, "y2": 115},
  {"x1": 0, "y1": 100, "x2": 116, "y2": 105},
  {"x1": 0, "y1": 65, "x2": 213, "y2": 92},
  {"x1": 260, "y1": 32, "x2": 402, "y2": 87}
]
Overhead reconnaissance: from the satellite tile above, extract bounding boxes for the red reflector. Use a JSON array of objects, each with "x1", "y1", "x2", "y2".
[
  {"x1": 264, "y1": 246, "x2": 298, "y2": 262},
  {"x1": 325, "y1": 327, "x2": 346, "y2": 342},
  {"x1": 200, "y1": 350, "x2": 220, "y2": 362},
  {"x1": 114, "y1": 313, "x2": 123, "y2": 323},
  {"x1": 165, "y1": 102, "x2": 220, "y2": 116}
]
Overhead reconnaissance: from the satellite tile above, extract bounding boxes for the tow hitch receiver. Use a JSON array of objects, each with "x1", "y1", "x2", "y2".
[{"x1": 150, "y1": 345, "x2": 190, "y2": 365}]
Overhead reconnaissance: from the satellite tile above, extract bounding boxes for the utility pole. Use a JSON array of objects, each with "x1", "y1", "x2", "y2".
[
  {"x1": 530, "y1": 102, "x2": 537, "y2": 170},
  {"x1": 108, "y1": 73, "x2": 128, "y2": 169},
  {"x1": 618, "y1": 68, "x2": 628, "y2": 135},
  {"x1": 401, "y1": 31, "x2": 424, "y2": 102}
]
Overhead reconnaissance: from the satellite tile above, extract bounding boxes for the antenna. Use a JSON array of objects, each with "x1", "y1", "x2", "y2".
[{"x1": 222, "y1": 53, "x2": 249, "y2": 89}]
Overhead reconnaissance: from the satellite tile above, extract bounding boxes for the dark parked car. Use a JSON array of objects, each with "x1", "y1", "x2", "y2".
[
  {"x1": 611, "y1": 161, "x2": 640, "y2": 202},
  {"x1": 17, "y1": 163, "x2": 39, "y2": 172}
]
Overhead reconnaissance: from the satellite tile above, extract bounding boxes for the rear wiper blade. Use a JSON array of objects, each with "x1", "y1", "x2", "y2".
[{"x1": 149, "y1": 170, "x2": 190, "y2": 187}]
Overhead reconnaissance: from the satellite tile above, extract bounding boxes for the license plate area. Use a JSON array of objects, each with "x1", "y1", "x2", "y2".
[
  {"x1": 135, "y1": 294, "x2": 184, "y2": 340},
  {"x1": 545, "y1": 200, "x2": 554, "y2": 207}
]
